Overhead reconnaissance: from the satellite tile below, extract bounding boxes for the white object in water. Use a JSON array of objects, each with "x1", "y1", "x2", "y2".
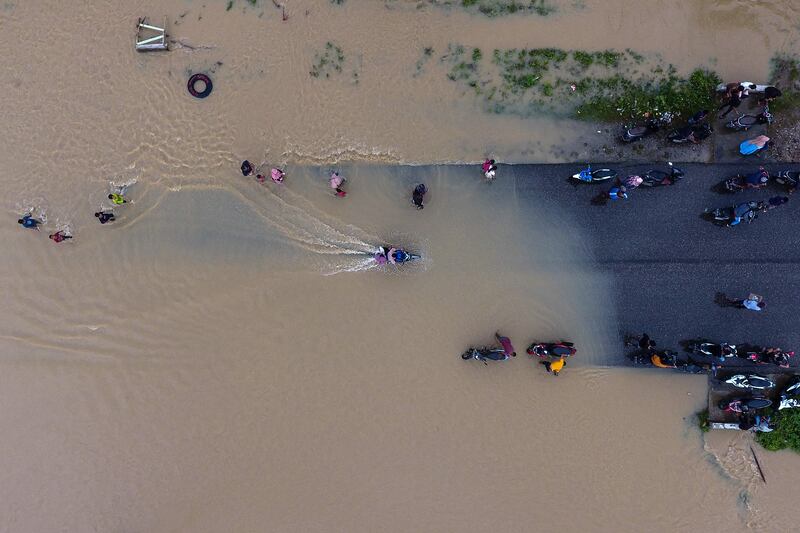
[{"x1": 136, "y1": 17, "x2": 168, "y2": 51}]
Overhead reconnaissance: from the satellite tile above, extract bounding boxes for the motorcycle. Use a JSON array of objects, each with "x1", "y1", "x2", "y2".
[
  {"x1": 743, "y1": 349, "x2": 793, "y2": 368},
  {"x1": 740, "y1": 136, "x2": 772, "y2": 156},
  {"x1": 631, "y1": 350, "x2": 706, "y2": 373},
  {"x1": 704, "y1": 201, "x2": 764, "y2": 226},
  {"x1": 778, "y1": 379, "x2": 800, "y2": 410},
  {"x1": 526, "y1": 341, "x2": 576, "y2": 358},
  {"x1": 461, "y1": 347, "x2": 508, "y2": 365},
  {"x1": 571, "y1": 164, "x2": 617, "y2": 184},
  {"x1": 621, "y1": 113, "x2": 673, "y2": 142},
  {"x1": 688, "y1": 341, "x2": 737, "y2": 360},
  {"x1": 725, "y1": 106, "x2": 773, "y2": 131},
  {"x1": 720, "y1": 397, "x2": 773, "y2": 413},
  {"x1": 374, "y1": 246, "x2": 421, "y2": 265},
  {"x1": 725, "y1": 374, "x2": 776, "y2": 390},
  {"x1": 774, "y1": 170, "x2": 800, "y2": 193},
  {"x1": 667, "y1": 123, "x2": 713, "y2": 144},
  {"x1": 719, "y1": 167, "x2": 769, "y2": 193},
  {"x1": 640, "y1": 162, "x2": 685, "y2": 187}
]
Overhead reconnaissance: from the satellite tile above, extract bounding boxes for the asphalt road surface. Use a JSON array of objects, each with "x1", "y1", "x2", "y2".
[{"x1": 509, "y1": 162, "x2": 800, "y2": 366}]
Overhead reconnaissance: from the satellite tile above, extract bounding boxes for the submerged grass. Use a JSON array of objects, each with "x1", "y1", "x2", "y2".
[
  {"x1": 425, "y1": 0, "x2": 556, "y2": 17},
  {"x1": 438, "y1": 44, "x2": 720, "y2": 121},
  {"x1": 310, "y1": 41, "x2": 345, "y2": 79}
]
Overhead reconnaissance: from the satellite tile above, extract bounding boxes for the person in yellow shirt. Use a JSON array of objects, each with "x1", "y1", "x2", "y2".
[
  {"x1": 108, "y1": 193, "x2": 127, "y2": 205},
  {"x1": 541, "y1": 356, "x2": 566, "y2": 376}
]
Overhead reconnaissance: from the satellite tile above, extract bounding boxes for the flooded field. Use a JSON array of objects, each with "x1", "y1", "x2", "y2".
[{"x1": 2, "y1": 1, "x2": 800, "y2": 531}]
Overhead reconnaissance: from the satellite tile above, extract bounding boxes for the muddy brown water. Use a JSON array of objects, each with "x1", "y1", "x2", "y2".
[{"x1": 1, "y1": 1, "x2": 800, "y2": 531}]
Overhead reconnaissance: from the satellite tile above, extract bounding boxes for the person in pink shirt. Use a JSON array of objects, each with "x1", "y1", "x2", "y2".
[
  {"x1": 495, "y1": 332, "x2": 516, "y2": 357},
  {"x1": 329, "y1": 171, "x2": 347, "y2": 197},
  {"x1": 271, "y1": 168, "x2": 285, "y2": 184},
  {"x1": 482, "y1": 159, "x2": 498, "y2": 181}
]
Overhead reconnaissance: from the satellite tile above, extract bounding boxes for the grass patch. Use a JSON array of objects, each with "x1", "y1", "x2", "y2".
[
  {"x1": 310, "y1": 41, "x2": 345, "y2": 78},
  {"x1": 768, "y1": 54, "x2": 800, "y2": 113},
  {"x1": 756, "y1": 409, "x2": 800, "y2": 452},
  {"x1": 426, "y1": 0, "x2": 556, "y2": 17},
  {"x1": 438, "y1": 44, "x2": 718, "y2": 121},
  {"x1": 696, "y1": 409, "x2": 709, "y2": 433},
  {"x1": 414, "y1": 46, "x2": 435, "y2": 77},
  {"x1": 575, "y1": 68, "x2": 720, "y2": 121}
]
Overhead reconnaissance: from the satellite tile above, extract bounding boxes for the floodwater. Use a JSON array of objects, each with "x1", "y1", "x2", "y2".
[{"x1": 2, "y1": 1, "x2": 800, "y2": 531}]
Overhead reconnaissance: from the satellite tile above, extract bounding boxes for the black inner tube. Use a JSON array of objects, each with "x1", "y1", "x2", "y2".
[{"x1": 188, "y1": 73, "x2": 212, "y2": 99}]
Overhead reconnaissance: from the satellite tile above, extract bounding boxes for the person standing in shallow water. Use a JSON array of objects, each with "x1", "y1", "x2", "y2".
[
  {"x1": 482, "y1": 159, "x2": 498, "y2": 181},
  {"x1": 329, "y1": 171, "x2": 347, "y2": 197},
  {"x1": 49, "y1": 230, "x2": 73, "y2": 243},
  {"x1": 95, "y1": 211, "x2": 115, "y2": 224},
  {"x1": 541, "y1": 356, "x2": 566, "y2": 376},
  {"x1": 108, "y1": 193, "x2": 127, "y2": 205},
  {"x1": 18, "y1": 214, "x2": 42, "y2": 230},
  {"x1": 495, "y1": 332, "x2": 516, "y2": 357},
  {"x1": 271, "y1": 168, "x2": 285, "y2": 184},
  {"x1": 412, "y1": 184, "x2": 427, "y2": 209}
]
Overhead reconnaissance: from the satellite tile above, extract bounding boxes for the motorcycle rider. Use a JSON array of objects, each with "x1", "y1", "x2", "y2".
[
  {"x1": 743, "y1": 167, "x2": 769, "y2": 188},
  {"x1": 729, "y1": 201, "x2": 763, "y2": 226},
  {"x1": 651, "y1": 351, "x2": 675, "y2": 368}
]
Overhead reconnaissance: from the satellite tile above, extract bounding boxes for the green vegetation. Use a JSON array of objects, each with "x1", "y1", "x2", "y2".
[
  {"x1": 437, "y1": 44, "x2": 720, "y2": 121},
  {"x1": 226, "y1": 0, "x2": 258, "y2": 10},
  {"x1": 422, "y1": 0, "x2": 555, "y2": 17},
  {"x1": 310, "y1": 42, "x2": 345, "y2": 78},
  {"x1": 696, "y1": 409, "x2": 709, "y2": 433},
  {"x1": 414, "y1": 46, "x2": 435, "y2": 77},
  {"x1": 756, "y1": 409, "x2": 800, "y2": 452},
  {"x1": 768, "y1": 54, "x2": 800, "y2": 113},
  {"x1": 575, "y1": 68, "x2": 720, "y2": 121}
]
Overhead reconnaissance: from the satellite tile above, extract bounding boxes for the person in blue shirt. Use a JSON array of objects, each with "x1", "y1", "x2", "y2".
[{"x1": 18, "y1": 214, "x2": 42, "y2": 230}]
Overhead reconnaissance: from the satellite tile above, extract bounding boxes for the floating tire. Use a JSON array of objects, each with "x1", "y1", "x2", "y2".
[{"x1": 188, "y1": 73, "x2": 212, "y2": 99}]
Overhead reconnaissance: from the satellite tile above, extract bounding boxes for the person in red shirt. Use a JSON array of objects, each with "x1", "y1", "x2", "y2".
[
  {"x1": 49, "y1": 230, "x2": 73, "y2": 243},
  {"x1": 495, "y1": 332, "x2": 516, "y2": 357}
]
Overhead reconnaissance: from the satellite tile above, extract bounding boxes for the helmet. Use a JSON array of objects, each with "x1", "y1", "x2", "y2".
[{"x1": 395, "y1": 250, "x2": 408, "y2": 262}]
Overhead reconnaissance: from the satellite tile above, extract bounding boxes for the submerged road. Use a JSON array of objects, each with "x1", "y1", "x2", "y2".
[{"x1": 507, "y1": 162, "x2": 800, "y2": 365}]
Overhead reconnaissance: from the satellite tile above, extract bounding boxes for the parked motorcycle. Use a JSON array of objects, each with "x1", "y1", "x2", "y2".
[
  {"x1": 719, "y1": 167, "x2": 769, "y2": 193},
  {"x1": 720, "y1": 397, "x2": 772, "y2": 413},
  {"x1": 461, "y1": 347, "x2": 508, "y2": 365},
  {"x1": 621, "y1": 113, "x2": 673, "y2": 142},
  {"x1": 778, "y1": 379, "x2": 800, "y2": 410},
  {"x1": 526, "y1": 341, "x2": 576, "y2": 358},
  {"x1": 688, "y1": 341, "x2": 737, "y2": 360},
  {"x1": 667, "y1": 123, "x2": 713, "y2": 144},
  {"x1": 651, "y1": 352, "x2": 706, "y2": 373},
  {"x1": 774, "y1": 170, "x2": 800, "y2": 193},
  {"x1": 640, "y1": 162, "x2": 685, "y2": 187},
  {"x1": 571, "y1": 164, "x2": 618, "y2": 183},
  {"x1": 743, "y1": 349, "x2": 793, "y2": 368},
  {"x1": 725, "y1": 106, "x2": 773, "y2": 131},
  {"x1": 725, "y1": 374, "x2": 776, "y2": 390}
]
